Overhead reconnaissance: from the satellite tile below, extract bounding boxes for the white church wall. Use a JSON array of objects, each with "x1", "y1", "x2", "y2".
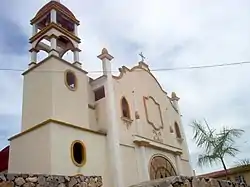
[
  {"x1": 113, "y1": 66, "x2": 184, "y2": 148},
  {"x1": 8, "y1": 124, "x2": 51, "y2": 174},
  {"x1": 22, "y1": 58, "x2": 54, "y2": 131},
  {"x1": 50, "y1": 57, "x2": 90, "y2": 129},
  {"x1": 49, "y1": 122, "x2": 111, "y2": 187},
  {"x1": 180, "y1": 159, "x2": 193, "y2": 176},
  {"x1": 120, "y1": 145, "x2": 139, "y2": 187}
]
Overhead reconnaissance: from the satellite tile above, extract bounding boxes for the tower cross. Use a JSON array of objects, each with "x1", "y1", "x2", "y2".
[{"x1": 139, "y1": 52, "x2": 146, "y2": 62}]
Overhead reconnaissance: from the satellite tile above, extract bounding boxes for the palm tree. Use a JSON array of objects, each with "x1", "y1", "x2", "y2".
[
  {"x1": 191, "y1": 119, "x2": 244, "y2": 177},
  {"x1": 235, "y1": 158, "x2": 250, "y2": 167}
]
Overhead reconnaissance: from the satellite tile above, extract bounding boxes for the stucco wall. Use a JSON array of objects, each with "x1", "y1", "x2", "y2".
[
  {"x1": 49, "y1": 123, "x2": 110, "y2": 187},
  {"x1": 8, "y1": 124, "x2": 51, "y2": 174},
  {"x1": 22, "y1": 56, "x2": 90, "y2": 131},
  {"x1": 120, "y1": 145, "x2": 139, "y2": 187},
  {"x1": 21, "y1": 60, "x2": 53, "y2": 131},
  {"x1": 112, "y1": 65, "x2": 192, "y2": 176},
  {"x1": 50, "y1": 57, "x2": 90, "y2": 129}
]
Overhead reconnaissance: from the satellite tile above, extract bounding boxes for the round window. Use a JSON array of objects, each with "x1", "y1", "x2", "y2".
[
  {"x1": 71, "y1": 140, "x2": 86, "y2": 167},
  {"x1": 65, "y1": 70, "x2": 77, "y2": 91}
]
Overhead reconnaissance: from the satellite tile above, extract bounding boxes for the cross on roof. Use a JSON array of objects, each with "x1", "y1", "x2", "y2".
[{"x1": 139, "y1": 52, "x2": 146, "y2": 62}]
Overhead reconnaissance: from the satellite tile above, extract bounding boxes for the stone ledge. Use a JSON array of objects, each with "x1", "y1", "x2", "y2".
[
  {"x1": 0, "y1": 174, "x2": 102, "y2": 187},
  {"x1": 129, "y1": 176, "x2": 247, "y2": 187}
]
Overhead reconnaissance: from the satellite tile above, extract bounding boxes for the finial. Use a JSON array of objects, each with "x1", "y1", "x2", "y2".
[
  {"x1": 102, "y1": 48, "x2": 108, "y2": 54},
  {"x1": 139, "y1": 52, "x2": 146, "y2": 62},
  {"x1": 51, "y1": 0, "x2": 60, "y2": 2},
  {"x1": 171, "y1": 92, "x2": 180, "y2": 101},
  {"x1": 97, "y1": 48, "x2": 114, "y2": 61}
]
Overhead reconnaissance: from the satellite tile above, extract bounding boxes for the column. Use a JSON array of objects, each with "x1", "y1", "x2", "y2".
[
  {"x1": 74, "y1": 50, "x2": 79, "y2": 62},
  {"x1": 49, "y1": 37, "x2": 59, "y2": 56},
  {"x1": 50, "y1": 9, "x2": 57, "y2": 23},
  {"x1": 98, "y1": 50, "x2": 124, "y2": 187},
  {"x1": 175, "y1": 153, "x2": 182, "y2": 175},
  {"x1": 132, "y1": 89, "x2": 149, "y2": 181},
  {"x1": 74, "y1": 24, "x2": 78, "y2": 36},
  {"x1": 32, "y1": 24, "x2": 38, "y2": 36},
  {"x1": 30, "y1": 51, "x2": 37, "y2": 63},
  {"x1": 172, "y1": 92, "x2": 193, "y2": 175},
  {"x1": 106, "y1": 60, "x2": 124, "y2": 187}
]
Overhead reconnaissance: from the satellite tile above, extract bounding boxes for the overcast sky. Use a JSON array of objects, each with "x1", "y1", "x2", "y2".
[{"x1": 1, "y1": 0, "x2": 250, "y2": 175}]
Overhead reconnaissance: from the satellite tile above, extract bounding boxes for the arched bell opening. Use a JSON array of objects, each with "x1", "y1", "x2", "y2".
[
  {"x1": 36, "y1": 13, "x2": 51, "y2": 32},
  {"x1": 57, "y1": 36, "x2": 77, "y2": 63},
  {"x1": 37, "y1": 49, "x2": 49, "y2": 63},
  {"x1": 57, "y1": 13, "x2": 75, "y2": 33}
]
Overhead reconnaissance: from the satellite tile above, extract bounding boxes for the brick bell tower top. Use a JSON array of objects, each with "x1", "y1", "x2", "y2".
[{"x1": 29, "y1": 0, "x2": 82, "y2": 68}]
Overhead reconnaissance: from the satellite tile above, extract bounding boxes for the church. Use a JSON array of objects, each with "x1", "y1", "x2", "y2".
[{"x1": 0, "y1": 0, "x2": 193, "y2": 187}]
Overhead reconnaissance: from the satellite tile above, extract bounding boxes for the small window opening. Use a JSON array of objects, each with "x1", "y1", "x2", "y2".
[
  {"x1": 71, "y1": 141, "x2": 86, "y2": 167},
  {"x1": 174, "y1": 122, "x2": 182, "y2": 138},
  {"x1": 94, "y1": 86, "x2": 105, "y2": 101},
  {"x1": 121, "y1": 97, "x2": 130, "y2": 119},
  {"x1": 65, "y1": 71, "x2": 77, "y2": 90}
]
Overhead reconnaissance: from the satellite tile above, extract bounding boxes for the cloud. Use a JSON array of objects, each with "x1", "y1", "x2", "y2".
[{"x1": 1, "y1": 0, "x2": 250, "y2": 176}]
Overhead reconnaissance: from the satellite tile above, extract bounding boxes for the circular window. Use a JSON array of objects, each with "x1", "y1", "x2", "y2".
[
  {"x1": 71, "y1": 140, "x2": 86, "y2": 167},
  {"x1": 65, "y1": 70, "x2": 77, "y2": 91}
]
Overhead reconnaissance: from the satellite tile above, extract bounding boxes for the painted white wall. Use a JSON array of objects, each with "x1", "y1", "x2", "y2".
[
  {"x1": 49, "y1": 123, "x2": 110, "y2": 187},
  {"x1": 8, "y1": 124, "x2": 51, "y2": 174},
  {"x1": 22, "y1": 56, "x2": 90, "y2": 131}
]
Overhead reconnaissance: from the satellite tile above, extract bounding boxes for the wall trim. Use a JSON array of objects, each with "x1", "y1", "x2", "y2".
[{"x1": 9, "y1": 119, "x2": 107, "y2": 141}]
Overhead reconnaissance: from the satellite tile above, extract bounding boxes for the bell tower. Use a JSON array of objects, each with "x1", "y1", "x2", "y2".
[
  {"x1": 29, "y1": 0, "x2": 81, "y2": 67},
  {"x1": 21, "y1": 0, "x2": 90, "y2": 131}
]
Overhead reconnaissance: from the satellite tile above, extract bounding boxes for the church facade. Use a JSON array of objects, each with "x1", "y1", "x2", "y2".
[{"x1": 5, "y1": 0, "x2": 193, "y2": 187}]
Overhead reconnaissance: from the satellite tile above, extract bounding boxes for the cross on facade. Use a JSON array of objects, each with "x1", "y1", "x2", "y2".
[{"x1": 139, "y1": 52, "x2": 146, "y2": 62}]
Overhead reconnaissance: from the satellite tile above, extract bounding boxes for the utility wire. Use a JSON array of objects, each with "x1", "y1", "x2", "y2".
[{"x1": 0, "y1": 61, "x2": 249, "y2": 73}]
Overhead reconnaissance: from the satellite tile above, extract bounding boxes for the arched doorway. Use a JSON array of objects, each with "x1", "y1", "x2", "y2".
[{"x1": 149, "y1": 155, "x2": 177, "y2": 180}]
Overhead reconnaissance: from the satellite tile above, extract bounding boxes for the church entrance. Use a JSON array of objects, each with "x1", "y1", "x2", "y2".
[{"x1": 149, "y1": 155, "x2": 177, "y2": 180}]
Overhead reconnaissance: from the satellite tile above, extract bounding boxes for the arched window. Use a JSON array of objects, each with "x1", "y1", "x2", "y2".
[
  {"x1": 149, "y1": 155, "x2": 177, "y2": 180},
  {"x1": 121, "y1": 97, "x2": 131, "y2": 119},
  {"x1": 174, "y1": 122, "x2": 182, "y2": 138},
  {"x1": 65, "y1": 70, "x2": 77, "y2": 91}
]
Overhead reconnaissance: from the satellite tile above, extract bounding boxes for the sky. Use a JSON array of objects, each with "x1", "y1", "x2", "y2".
[{"x1": 1, "y1": 0, "x2": 250, "y2": 175}]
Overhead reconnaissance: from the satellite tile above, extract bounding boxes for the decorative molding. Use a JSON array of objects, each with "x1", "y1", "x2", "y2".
[
  {"x1": 135, "y1": 111, "x2": 140, "y2": 119},
  {"x1": 152, "y1": 129, "x2": 163, "y2": 143},
  {"x1": 29, "y1": 22, "x2": 81, "y2": 44},
  {"x1": 9, "y1": 119, "x2": 107, "y2": 141},
  {"x1": 133, "y1": 135, "x2": 182, "y2": 154},
  {"x1": 121, "y1": 117, "x2": 133, "y2": 129},
  {"x1": 149, "y1": 154, "x2": 177, "y2": 180},
  {"x1": 143, "y1": 96, "x2": 164, "y2": 130},
  {"x1": 113, "y1": 65, "x2": 167, "y2": 95},
  {"x1": 22, "y1": 55, "x2": 88, "y2": 76},
  {"x1": 88, "y1": 104, "x2": 96, "y2": 110}
]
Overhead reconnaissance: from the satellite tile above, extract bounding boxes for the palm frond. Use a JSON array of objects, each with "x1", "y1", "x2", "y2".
[
  {"x1": 221, "y1": 146, "x2": 239, "y2": 157},
  {"x1": 235, "y1": 158, "x2": 250, "y2": 167},
  {"x1": 218, "y1": 127, "x2": 244, "y2": 145},
  {"x1": 197, "y1": 154, "x2": 220, "y2": 167},
  {"x1": 190, "y1": 120, "x2": 215, "y2": 152}
]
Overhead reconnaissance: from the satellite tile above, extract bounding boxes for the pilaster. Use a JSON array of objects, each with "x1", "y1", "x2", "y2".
[{"x1": 98, "y1": 48, "x2": 124, "y2": 187}]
